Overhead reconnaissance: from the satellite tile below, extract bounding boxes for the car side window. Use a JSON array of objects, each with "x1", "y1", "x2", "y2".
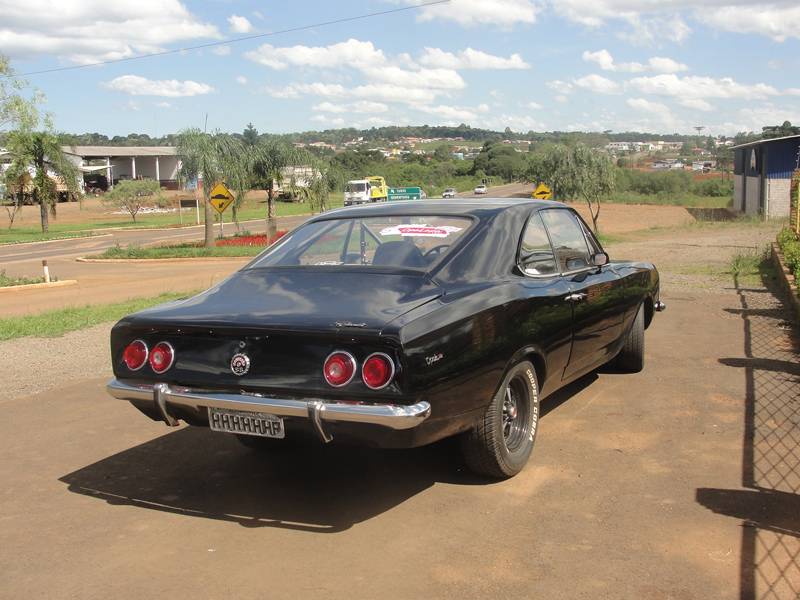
[
  {"x1": 540, "y1": 209, "x2": 591, "y2": 273},
  {"x1": 577, "y1": 217, "x2": 603, "y2": 256},
  {"x1": 519, "y1": 212, "x2": 557, "y2": 276}
]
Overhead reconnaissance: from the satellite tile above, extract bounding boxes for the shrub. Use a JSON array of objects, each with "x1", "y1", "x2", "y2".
[{"x1": 777, "y1": 228, "x2": 800, "y2": 292}]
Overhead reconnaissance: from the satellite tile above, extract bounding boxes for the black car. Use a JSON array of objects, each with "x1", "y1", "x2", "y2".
[{"x1": 107, "y1": 199, "x2": 664, "y2": 478}]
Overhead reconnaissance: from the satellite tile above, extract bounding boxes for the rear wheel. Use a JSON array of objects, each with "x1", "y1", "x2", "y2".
[
  {"x1": 461, "y1": 361, "x2": 540, "y2": 479},
  {"x1": 614, "y1": 303, "x2": 645, "y2": 372}
]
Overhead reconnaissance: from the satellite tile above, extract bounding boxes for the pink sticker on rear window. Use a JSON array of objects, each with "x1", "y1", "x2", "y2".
[{"x1": 379, "y1": 225, "x2": 463, "y2": 238}]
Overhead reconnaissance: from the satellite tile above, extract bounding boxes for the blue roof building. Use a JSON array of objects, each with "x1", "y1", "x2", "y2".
[{"x1": 733, "y1": 134, "x2": 800, "y2": 218}]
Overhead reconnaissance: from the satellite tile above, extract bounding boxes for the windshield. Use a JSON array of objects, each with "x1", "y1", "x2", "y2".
[
  {"x1": 345, "y1": 183, "x2": 367, "y2": 193},
  {"x1": 248, "y1": 215, "x2": 473, "y2": 270}
]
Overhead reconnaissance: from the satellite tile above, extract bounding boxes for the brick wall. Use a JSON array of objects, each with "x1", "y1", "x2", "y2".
[{"x1": 767, "y1": 177, "x2": 791, "y2": 219}]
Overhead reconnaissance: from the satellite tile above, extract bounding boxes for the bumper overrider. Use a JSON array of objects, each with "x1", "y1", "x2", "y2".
[{"x1": 106, "y1": 378, "x2": 432, "y2": 443}]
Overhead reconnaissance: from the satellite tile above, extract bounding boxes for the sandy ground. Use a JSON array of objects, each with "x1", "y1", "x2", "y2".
[{"x1": 1, "y1": 222, "x2": 797, "y2": 599}]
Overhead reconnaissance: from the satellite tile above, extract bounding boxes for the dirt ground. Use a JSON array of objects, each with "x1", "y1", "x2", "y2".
[{"x1": 1, "y1": 221, "x2": 798, "y2": 599}]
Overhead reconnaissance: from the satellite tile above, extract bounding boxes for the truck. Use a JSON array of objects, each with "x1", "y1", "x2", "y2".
[{"x1": 343, "y1": 175, "x2": 388, "y2": 206}]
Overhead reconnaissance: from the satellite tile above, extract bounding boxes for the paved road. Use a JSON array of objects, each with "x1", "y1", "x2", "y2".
[{"x1": 1, "y1": 225, "x2": 797, "y2": 598}]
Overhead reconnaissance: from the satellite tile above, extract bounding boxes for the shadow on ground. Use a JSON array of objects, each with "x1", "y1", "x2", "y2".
[
  {"x1": 60, "y1": 376, "x2": 592, "y2": 533},
  {"x1": 698, "y1": 262, "x2": 800, "y2": 599}
]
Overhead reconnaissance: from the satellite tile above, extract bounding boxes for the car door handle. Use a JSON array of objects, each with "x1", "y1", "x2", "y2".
[{"x1": 565, "y1": 292, "x2": 588, "y2": 302}]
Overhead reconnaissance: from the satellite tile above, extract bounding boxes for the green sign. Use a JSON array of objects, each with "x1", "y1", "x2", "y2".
[{"x1": 388, "y1": 186, "x2": 422, "y2": 201}]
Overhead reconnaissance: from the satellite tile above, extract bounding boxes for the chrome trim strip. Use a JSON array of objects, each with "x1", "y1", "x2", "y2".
[{"x1": 106, "y1": 378, "x2": 431, "y2": 431}]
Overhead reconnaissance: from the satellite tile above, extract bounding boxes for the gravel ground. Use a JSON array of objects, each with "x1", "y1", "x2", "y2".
[{"x1": 1, "y1": 323, "x2": 112, "y2": 402}]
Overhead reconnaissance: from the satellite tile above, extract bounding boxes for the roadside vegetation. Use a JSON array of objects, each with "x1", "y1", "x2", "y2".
[
  {"x1": 88, "y1": 231, "x2": 287, "y2": 260},
  {"x1": 777, "y1": 228, "x2": 800, "y2": 295},
  {"x1": 0, "y1": 270, "x2": 45, "y2": 287},
  {"x1": 0, "y1": 291, "x2": 195, "y2": 341}
]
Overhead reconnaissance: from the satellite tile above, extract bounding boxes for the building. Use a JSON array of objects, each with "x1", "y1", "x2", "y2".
[
  {"x1": 732, "y1": 134, "x2": 800, "y2": 218},
  {"x1": 62, "y1": 145, "x2": 181, "y2": 190}
]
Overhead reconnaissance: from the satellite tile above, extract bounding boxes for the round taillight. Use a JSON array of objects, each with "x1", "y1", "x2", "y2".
[
  {"x1": 362, "y1": 353, "x2": 395, "y2": 390},
  {"x1": 122, "y1": 340, "x2": 148, "y2": 371},
  {"x1": 149, "y1": 341, "x2": 175, "y2": 374},
  {"x1": 323, "y1": 351, "x2": 356, "y2": 387}
]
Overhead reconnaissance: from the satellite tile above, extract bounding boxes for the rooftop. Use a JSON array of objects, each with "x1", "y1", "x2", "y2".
[
  {"x1": 60, "y1": 145, "x2": 178, "y2": 157},
  {"x1": 731, "y1": 134, "x2": 800, "y2": 150}
]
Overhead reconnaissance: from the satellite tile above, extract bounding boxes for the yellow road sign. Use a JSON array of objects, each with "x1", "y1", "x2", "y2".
[
  {"x1": 209, "y1": 182, "x2": 235, "y2": 214},
  {"x1": 532, "y1": 183, "x2": 553, "y2": 200}
]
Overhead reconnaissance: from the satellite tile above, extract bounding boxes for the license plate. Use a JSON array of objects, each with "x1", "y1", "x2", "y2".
[{"x1": 208, "y1": 407, "x2": 285, "y2": 439}]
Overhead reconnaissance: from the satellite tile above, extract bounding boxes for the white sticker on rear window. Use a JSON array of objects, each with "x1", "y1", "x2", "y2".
[{"x1": 379, "y1": 225, "x2": 463, "y2": 238}]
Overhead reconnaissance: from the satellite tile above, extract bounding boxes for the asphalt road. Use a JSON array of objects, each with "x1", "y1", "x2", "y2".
[{"x1": 1, "y1": 224, "x2": 798, "y2": 598}]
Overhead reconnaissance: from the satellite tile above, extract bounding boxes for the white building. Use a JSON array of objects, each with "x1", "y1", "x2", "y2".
[{"x1": 62, "y1": 145, "x2": 181, "y2": 189}]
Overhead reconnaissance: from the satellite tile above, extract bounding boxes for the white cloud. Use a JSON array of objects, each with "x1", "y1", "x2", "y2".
[
  {"x1": 311, "y1": 114, "x2": 345, "y2": 127},
  {"x1": 648, "y1": 57, "x2": 689, "y2": 74},
  {"x1": 419, "y1": 47, "x2": 530, "y2": 70},
  {"x1": 574, "y1": 74, "x2": 621, "y2": 94},
  {"x1": 155, "y1": 101, "x2": 172, "y2": 108},
  {"x1": 547, "y1": 80, "x2": 574, "y2": 94},
  {"x1": 526, "y1": 101, "x2": 543, "y2": 109},
  {"x1": 211, "y1": 45, "x2": 231, "y2": 56},
  {"x1": 227, "y1": 14, "x2": 253, "y2": 34},
  {"x1": 235, "y1": 75, "x2": 248, "y2": 85},
  {"x1": 626, "y1": 97, "x2": 682, "y2": 130},
  {"x1": 0, "y1": 0, "x2": 219, "y2": 64},
  {"x1": 245, "y1": 38, "x2": 386, "y2": 70},
  {"x1": 629, "y1": 73, "x2": 779, "y2": 100},
  {"x1": 582, "y1": 49, "x2": 688, "y2": 73},
  {"x1": 727, "y1": 105, "x2": 800, "y2": 132},
  {"x1": 552, "y1": 1, "x2": 800, "y2": 42},
  {"x1": 678, "y1": 98, "x2": 714, "y2": 111},
  {"x1": 415, "y1": 104, "x2": 478, "y2": 122},
  {"x1": 403, "y1": 0, "x2": 539, "y2": 28},
  {"x1": 313, "y1": 101, "x2": 389, "y2": 114},
  {"x1": 554, "y1": 95, "x2": 569, "y2": 104},
  {"x1": 104, "y1": 75, "x2": 214, "y2": 97}
]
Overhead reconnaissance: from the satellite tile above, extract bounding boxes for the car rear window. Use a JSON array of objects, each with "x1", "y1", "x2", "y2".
[{"x1": 247, "y1": 215, "x2": 473, "y2": 271}]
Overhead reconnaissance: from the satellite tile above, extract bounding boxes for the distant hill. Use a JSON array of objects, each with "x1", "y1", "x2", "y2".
[{"x1": 42, "y1": 124, "x2": 752, "y2": 148}]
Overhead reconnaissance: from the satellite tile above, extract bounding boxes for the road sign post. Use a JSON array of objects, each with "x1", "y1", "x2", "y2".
[{"x1": 208, "y1": 182, "x2": 235, "y2": 237}]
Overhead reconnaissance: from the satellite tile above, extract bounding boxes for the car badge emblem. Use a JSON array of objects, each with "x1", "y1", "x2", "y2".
[{"x1": 230, "y1": 353, "x2": 250, "y2": 376}]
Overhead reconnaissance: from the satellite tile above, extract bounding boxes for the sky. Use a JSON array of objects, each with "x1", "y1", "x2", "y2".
[{"x1": 2, "y1": 0, "x2": 800, "y2": 137}]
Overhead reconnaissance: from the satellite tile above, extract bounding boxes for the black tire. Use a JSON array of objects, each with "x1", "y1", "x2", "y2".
[
  {"x1": 461, "y1": 360, "x2": 540, "y2": 479},
  {"x1": 615, "y1": 303, "x2": 645, "y2": 372}
]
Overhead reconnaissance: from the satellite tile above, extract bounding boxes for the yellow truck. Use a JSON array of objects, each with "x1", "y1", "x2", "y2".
[{"x1": 366, "y1": 176, "x2": 388, "y2": 202}]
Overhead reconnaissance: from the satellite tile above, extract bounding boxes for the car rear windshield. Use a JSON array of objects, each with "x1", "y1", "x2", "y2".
[{"x1": 247, "y1": 215, "x2": 473, "y2": 271}]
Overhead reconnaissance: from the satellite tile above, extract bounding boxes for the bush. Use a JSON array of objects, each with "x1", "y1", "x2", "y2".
[
  {"x1": 691, "y1": 178, "x2": 733, "y2": 197},
  {"x1": 777, "y1": 228, "x2": 800, "y2": 293}
]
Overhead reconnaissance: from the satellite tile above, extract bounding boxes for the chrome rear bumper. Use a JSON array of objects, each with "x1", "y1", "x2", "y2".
[{"x1": 107, "y1": 378, "x2": 431, "y2": 443}]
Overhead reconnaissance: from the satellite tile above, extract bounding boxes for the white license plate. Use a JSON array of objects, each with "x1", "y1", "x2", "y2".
[{"x1": 208, "y1": 407, "x2": 285, "y2": 439}]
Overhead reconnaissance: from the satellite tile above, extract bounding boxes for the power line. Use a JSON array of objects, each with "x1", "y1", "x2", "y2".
[{"x1": 7, "y1": 0, "x2": 450, "y2": 78}]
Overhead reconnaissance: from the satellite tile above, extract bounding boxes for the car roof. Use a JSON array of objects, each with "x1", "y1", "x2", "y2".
[{"x1": 311, "y1": 198, "x2": 565, "y2": 221}]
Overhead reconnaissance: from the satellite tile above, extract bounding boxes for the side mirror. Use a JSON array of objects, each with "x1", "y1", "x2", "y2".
[{"x1": 592, "y1": 252, "x2": 609, "y2": 267}]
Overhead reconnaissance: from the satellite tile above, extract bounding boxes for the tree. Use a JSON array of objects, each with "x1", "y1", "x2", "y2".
[
  {"x1": 177, "y1": 129, "x2": 248, "y2": 247},
  {"x1": 762, "y1": 120, "x2": 800, "y2": 139},
  {"x1": 432, "y1": 144, "x2": 451, "y2": 161},
  {"x1": 251, "y1": 139, "x2": 300, "y2": 240},
  {"x1": 0, "y1": 53, "x2": 42, "y2": 131},
  {"x1": 4, "y1": 128, "x2": 79, "y2": 233},
  {"x1": 533, "y1": 144, "x2": 615, "y2": 233},
  {"x1": 242, "y1": 122, "x2": 259, "y2": 146},
  {"x1": 102, "y1": 179, "x2": 162, "y2": 222}
]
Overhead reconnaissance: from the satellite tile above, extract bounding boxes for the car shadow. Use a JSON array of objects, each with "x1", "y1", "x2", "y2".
[
  {"x1": 59, "y1": 428, "x2": 491, "y2": 533},
  {"x1": 60, "y1": 375, "x2": 587, "y2": 533}
]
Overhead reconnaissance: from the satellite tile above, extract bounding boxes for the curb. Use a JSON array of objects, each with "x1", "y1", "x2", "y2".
[
  {"x1": 0, "y1": 233, "x2": 112, "y2": 247},
  {"x1": 771, "y1": 242, "x2": 800, "y2": 322},
  {"x1": 76, "y1": 256, "x2": 249, "y2": 263},
  {"x1": 0, "y1": 279, "x2": 78, "y2": 293}
]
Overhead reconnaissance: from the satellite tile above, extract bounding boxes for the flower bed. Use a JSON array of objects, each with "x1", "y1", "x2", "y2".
[{"x1": 215, "y1": 231, "x2": 287, "y2": 247}]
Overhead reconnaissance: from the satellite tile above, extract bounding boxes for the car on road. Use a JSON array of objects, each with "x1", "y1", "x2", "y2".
[
  {"x1": 442, "y1": 187, "x2": 457, "y2": 198},
  {"x1": 107, "y1": 199, "x2": 664, "y2": 478},
  {"x1": 473, "y1": 184, "x2": 487, "y2": 194}
]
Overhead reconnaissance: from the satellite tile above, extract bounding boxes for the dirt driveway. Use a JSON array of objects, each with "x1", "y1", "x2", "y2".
[{"x1": 1, "y1": 222, "x2": 798, "y2": 599}]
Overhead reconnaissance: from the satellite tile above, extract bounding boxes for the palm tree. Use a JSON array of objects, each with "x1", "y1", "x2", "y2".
[
  {"x1": 251, "y1": 139, "x2": 300, "y2": 240},
  {"x1": 177, "y1": 129, "x2": 248, "y2": 247},
  {"x1": 4, "y1": 129, "x2": 79, "y2": 233}
]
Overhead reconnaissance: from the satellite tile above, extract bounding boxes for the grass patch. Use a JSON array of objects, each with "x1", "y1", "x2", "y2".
[
  {"x1": 730, "y1": 247, "x2": 776, "y2": 287},
  {"x1": 0, "y1": 291, "x2": 196, "y2": 341},
  {"x1": 0, "y1": 270, "x2": 46, "y2": 287},
  {"x1": 92, "y1": 243, "x2": 264, "y2": 259}
]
